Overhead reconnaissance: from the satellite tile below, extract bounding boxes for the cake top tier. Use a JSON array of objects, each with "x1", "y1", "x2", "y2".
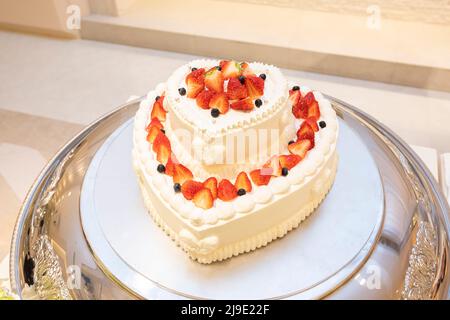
[{"x1": 166, "y1": 59, "x2": 287, "y2": 138}]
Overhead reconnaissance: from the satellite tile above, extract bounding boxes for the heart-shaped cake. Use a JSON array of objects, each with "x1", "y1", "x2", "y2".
[{"x1": 132, "y1": 59, "x2": 339, "y2": 263}]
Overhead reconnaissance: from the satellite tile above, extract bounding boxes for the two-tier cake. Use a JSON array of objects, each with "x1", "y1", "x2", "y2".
[{"x1": 132, "y1": 59, "x2": 339, "y2": 263}]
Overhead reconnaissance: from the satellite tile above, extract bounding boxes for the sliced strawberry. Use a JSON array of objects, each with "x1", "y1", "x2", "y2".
[
  {"x1": 292, "y1": 98, "x2": 308, "y2": 119},
  {"x1": 204, "y1": 67, "x2": 224, "y2": 93},
  {"x1": 279, "y1": 154, "x2": 302, "y2": 170},
  {"x1": 173, "y1": 164, "x2": 193, "y2": 184},
  {"x1": 193, "y1": 188, "x2": 214, "y2": 209},
  {"x1": 146, "y1": 125, "x2": 160, "y2": 144},
  {"x1": 230, "y1": 97, "x2": 254, "y2": 111},
  {"x1": 185, "y1": 68, "x2": 205, "y2": 84},
  {"x1": 263, "y1": 155, "x2": 282, "y2": 176},
  {"x1": 187, "y1": 76, "x2": 204, "y2": 99},
  {"x1": 146, "y1": 117, "x2": 163, "y2": 132},
  {"x1": 156, "y1": 95, "x2": 165, "y2": 104},
  {"x1": 305, "y1": 117, "x2": 319, "y2": 132},
  {"x1": 181, "y1": 180, "x2": 204, "y2": 200},
  {"x1": 152, "y1": 131, "x2": 170, "y2": 153},
  {"x1": 221, "y1": 60, "x2": 242, "y2": 79},
  {"x1": 217, "y1": 179, "x2": 237, "y2": 201},
  {"x1": 288, "y1": 139, "x2": 312, "y2": 158},
  {"x1": 209, "y1": 92, "x2": 229, "y2": 114},
  {"x1": 151, "y1": 132, "x2": 171, "y2": 164},
  {"x1": 289, "y1": 89, "x2": 301, "y2": 107},
  {"x1": 165, "y1": 154, "x2": 179, "y2": 177},
  {"x1": 244, "y1": 75, "x2": 264, "y2": 99},
  {"x1": 303, "y1": 92, "x2": 316, "y2": 106},
  {"x1": 307, "y1": 100, "x2": 321, "y2": 121},
  {"x1": 234, "y1": 171, "x2": 252, "y2": 193},
  {"x1": 249, "y1": 169, "x2": 271, "y2": 186},
  {"x1": 203, "y1": 177, "x2": 218, "y2": 199},
  {"x1": 196, "y1": 90, "x2": 215, "y2": 109},
  {"x1": 151, "y1": 101, "x2": 166, "y2": 122},
  {"x1": 226, "y1": 77, "x2": 248, "y2": 100},
  {"x1": 297, "y1": 121, "x2": 315, "y2": 141},
  {"x1": 156, "y1": 141, "x2": 171, "y2": 165}
]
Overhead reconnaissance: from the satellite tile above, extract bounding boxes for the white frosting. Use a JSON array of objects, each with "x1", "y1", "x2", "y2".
[{"x1": 132, "y1": 70, "x2": 339, "y2": 263}]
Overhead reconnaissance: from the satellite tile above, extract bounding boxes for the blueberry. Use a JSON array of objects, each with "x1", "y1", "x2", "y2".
[
  {"x1": 178, "y1": 87, "x2": 186, "y2": 96},
  {"x1": 292, "y1": 86, "x2": 300, "y2": 91},
  {"x1": 238, "y1": 75, "x2": 245, "y2": 84},
  {"x1": 237, "y1": 188, "x2": 246, "y2": 196},
  {"x1": 191, "y1": 67, "x2": 197, "y2": 71},
  {"x1": 211, "y1": 108, "x2": 220, "y2": 118},
  {"x1": 157, "y1": 164, "x2": 165, "y2": 173},
  {"x1": 319, "y1": 121, "x2": 327, "y2": 128},
  {"x1": 173, "y1": 183, "x2": 181, "y2": 193},
  {"x1": 155, "y1": 95, "x2": 160, "y2": 101},
  {"x1": 255, "y1": 99, "x2": 262, "y2": 108},
  {"x1": 216, "y1": 66, "x2": 222, "y2": 71},
  {"x1": 282, "y1": 167, "x2": 289, "y2": 176},
  {"x1": 160, "y1": 129, "x2": 165, "y2": 134},
  {"x1": 259, "y1": 74, "x2": 266, "y2": 80},
  {"x1": 288, "y1": 140, "x2": 295, "y2": 145}
]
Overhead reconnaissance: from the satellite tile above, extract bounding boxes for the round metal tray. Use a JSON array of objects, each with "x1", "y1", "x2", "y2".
[{"x1": 9, "y1": 96, "x2": 450, "y2": 299}]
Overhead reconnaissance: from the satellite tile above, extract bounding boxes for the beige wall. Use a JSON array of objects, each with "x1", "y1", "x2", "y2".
[{"x1": 0, "y1": 0, "x2": 90, "y2": 37}]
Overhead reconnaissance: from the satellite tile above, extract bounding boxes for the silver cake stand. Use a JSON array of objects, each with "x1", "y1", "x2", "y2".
[{"x1": 9, "y1": 96, "x2": 450, "y2": 300}]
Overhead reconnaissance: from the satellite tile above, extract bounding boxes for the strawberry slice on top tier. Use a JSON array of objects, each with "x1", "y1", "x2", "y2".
[{"x1": 179, "y1": 60, "x2": 265, "y2": 117}]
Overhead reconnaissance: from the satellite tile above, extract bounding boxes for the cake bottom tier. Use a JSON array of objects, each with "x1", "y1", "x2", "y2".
[{"x1": 134, "y1": 152, "x2": 338, "y2": 264}]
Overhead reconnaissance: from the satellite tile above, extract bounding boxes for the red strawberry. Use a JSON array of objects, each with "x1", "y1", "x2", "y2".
[
  {"x1": 181, "y1": 180, "x2": 204, "y2": 200},
  {"x1": 304, "y1": 92, "x2": 316, "y2": 106},
  {"x1": 146, "y1": 125, "x2": 161, "y2": 144},
  {"x1": 151, "y1": 101, "x2": 166, "y2": 122},
  {"x1": 165, "y1": 154, "x2": 179, "y2": 177},
  {"x1": 156, "y1": 95, "x2": 165, "y2": 104},
  {"x1": 289, "y1": 89, "x2": 301, "y2": 107},
  {"x1": 196, "y1": 90, "x2": 215, "y2": 109},
  {"x1": 305, "y1": 117, "x2": 319, "y2": 132},
  {"x1": 203, "y1": 177, "x2": 218, "y2": 199},
  {"x1": 193, "y1": 188, "x2": 214, "y2": 209},
  {"x1": 152, "y1": 131, "x2": 169, "y2": 152},
  {"x1": 297, "y1": 121, "x2": 315, "y2": 141},
  {"x1": 307, "y1": 100, "x2": 320, "y2": 121},
  {"x1": 230, "y1": 97, "x2": 254, "y2": 111},
  {"x1": 156, "y1": 142, "x2": 171, "y2": 165},
  {"x1": 244, "y1": 75, "x2": 264, "y2": 98},
  {"x1": 226, "y1": 77, "x2": 248, "y2": 100},
  {"x1": 221, "y1": 60, "x2": 242, "y2": 79},
  {"x1": 173, "y1": 164, "x2": 193, "y2": 184},
  {"x1": 209, "y1": 93, "x2": 229, "y2": 114},
  {"x1": 288, "y1": 139, "x2": 312, "y2": 158},
  {"x1": 249, "y1": 169, "x2": 271, "y2": 186},
  {"x1": 234, "y1": 171, "x2": 252, "y2": 192},
  {"x1": 263, "y1": 156, "x2": 282, "y2": 176},
  {"x1": 292, "y1": 98, "x2": 308, "y2": 119},
  {"x1": 146, "y1": 117, "x2": 163, "y2": 131},
  {"x1": 187, "y1": 76, "x2": 205, "y2": 99},
  {"x1": 204, "y1": 67, "x2": 224, "y2": 93},
  {"x1": 217, "y1": 179, "x2": 238, "y2": 201},
  {"x1": 279, "y1": 154, "x2": 302, "y2": 170},
  {"x1": 185, "y1": 68, "x2": 205, "y2": 84}
]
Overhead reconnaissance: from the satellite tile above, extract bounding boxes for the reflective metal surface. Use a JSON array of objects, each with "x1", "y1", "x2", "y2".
[{"x1": 10, "y1": 96, "x2": 450, "y2": 299}]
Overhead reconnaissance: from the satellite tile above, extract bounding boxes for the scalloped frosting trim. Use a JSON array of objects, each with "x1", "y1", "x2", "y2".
[
  {"x1": 133, "y1": 85, "x2": 338, "y2": 227},
  {"x1": 166, "y1": 59, "x2": 288, "y2": 139},
  {"x1": 135, "y1": 154, "x2": 337, "y2": 263}
]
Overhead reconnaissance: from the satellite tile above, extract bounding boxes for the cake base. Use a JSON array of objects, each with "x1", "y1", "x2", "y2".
[{"x1": 134, "y1": 153, "x2": 338, "y2": 264}]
